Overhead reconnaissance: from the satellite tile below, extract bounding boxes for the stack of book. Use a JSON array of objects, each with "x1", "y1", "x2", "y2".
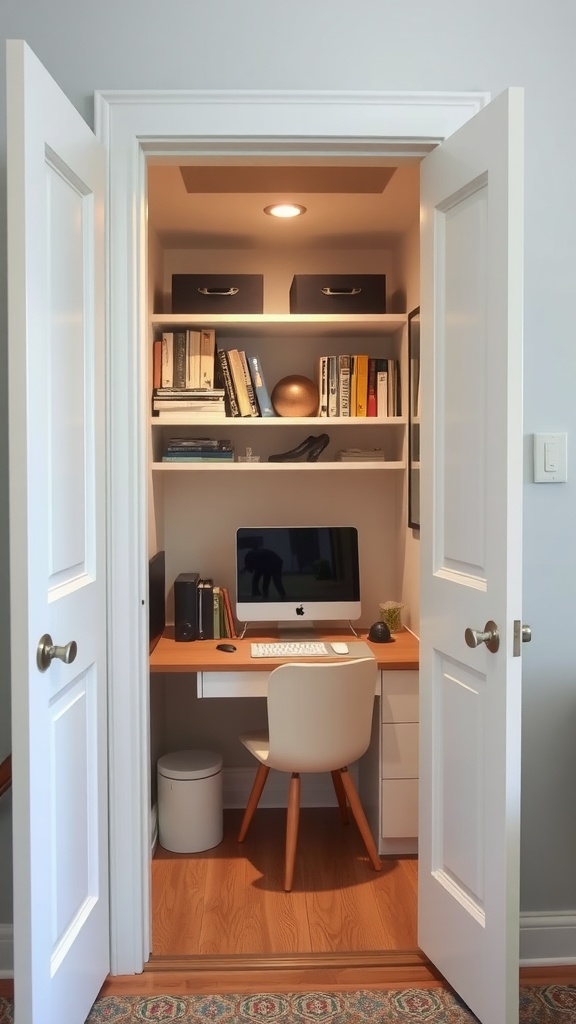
[
  {"x1": 153, "y1": 388, "x2": 226, "y2": 420},
  {"x1": 335, "y1": 448, "x2": 387, "y2": 462},
  {"x1": 152, "y1": 332, "x2": 276, "y2": 419},
  {"x1": 317, "y1": 355, "x2": 401, "y2": 418},
  {"x1": 162, "y1": 437, "x2": 234, "y2": 462}
]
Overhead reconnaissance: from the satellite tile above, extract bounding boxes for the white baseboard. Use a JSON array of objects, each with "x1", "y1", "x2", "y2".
[
  {"x1": 0, "y1": 923, "x2": 13, "y2": 977},
  {"x1": 222, "y1": 765, "x2": 357, "y2": 809},
  {"x1": 520, "y1": 911, "x2": 576, "y2": 964}
]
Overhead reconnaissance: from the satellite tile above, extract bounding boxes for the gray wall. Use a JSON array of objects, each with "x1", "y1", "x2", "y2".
[{"x1": 1, "y1": 0, "x2": 576, "y2": 928}]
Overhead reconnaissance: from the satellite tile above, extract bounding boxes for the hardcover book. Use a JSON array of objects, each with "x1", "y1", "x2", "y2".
[
  {"x1": 238, "y1": 351, "x2": 260, "y2": 417},
  {"x1": 226, "y1": 349, "x2": 253, "y2": 417},
  {"x1": 216, "y1": 348, "x2": 240, "y2": 417},
  {"x1": 355, "y1": 354, "x2": 369, "y2": 416},
  {"x1": 246, "y1": 354, "x2": 275, "y2": 417}
]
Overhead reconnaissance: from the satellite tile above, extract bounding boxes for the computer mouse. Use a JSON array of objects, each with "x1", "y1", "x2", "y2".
[
  {"x1": 216, "y1": 643, "x2": 237, "y2": 653},
  {"x1": 331, "y1": 642, "x2": 349, "y2": 655}
]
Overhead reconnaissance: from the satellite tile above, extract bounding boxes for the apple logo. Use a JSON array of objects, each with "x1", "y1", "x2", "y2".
[{"x1": 295, "y1": 605, "x2": 305, "y2": 616}]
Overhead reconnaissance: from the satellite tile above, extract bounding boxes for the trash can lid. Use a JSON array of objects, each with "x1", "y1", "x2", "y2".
[{"x1": 158, "y1": 749, "x2": 223, "y2": 781}]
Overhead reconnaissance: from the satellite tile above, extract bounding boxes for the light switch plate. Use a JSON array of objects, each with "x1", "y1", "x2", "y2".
[{"x1": 533, "y1": 432, "x2": 567, "y2": 482}]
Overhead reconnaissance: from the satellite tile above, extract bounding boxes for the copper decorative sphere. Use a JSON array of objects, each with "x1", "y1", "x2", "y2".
[{"x1": 271, "y1": 375, "x2": 319, "y2": 417}]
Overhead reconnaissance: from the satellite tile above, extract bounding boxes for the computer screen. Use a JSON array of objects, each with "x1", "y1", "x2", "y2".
[{"x1": 235, "y1": 526, "x2": 361, "y2": 629}]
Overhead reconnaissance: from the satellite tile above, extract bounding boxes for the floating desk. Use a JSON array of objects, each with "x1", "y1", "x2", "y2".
[{"x1": 150, "y1": 627, "x2": 418, "y2": 685}]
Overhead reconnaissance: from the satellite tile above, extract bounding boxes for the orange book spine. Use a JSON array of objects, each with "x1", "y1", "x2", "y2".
[
  {"x1": 355, "y1": 354, "x2": 369, "y2": 416},
  {"x1": 153, "y1": 339, "x2": 162, "y2": 389},
  {"x1": 221, "y1": 586, "x2": 237, "y2": 638}
]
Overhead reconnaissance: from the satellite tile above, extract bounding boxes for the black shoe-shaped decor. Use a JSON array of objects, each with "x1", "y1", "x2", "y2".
[{"x1": 268, "y1": 433, "x2": 330, "y2": 462}]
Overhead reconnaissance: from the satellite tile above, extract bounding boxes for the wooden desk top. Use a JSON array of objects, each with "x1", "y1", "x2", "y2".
[{"x1": 150, "y1": 627, "x2": 419, "y2": 673}]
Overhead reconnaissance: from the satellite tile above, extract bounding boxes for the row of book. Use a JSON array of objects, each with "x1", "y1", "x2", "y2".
[
  {"x1": 317, "y1": 355, "x2": 401, "y2": 418},
  {"x1": 152, "y1": 331, "x2": 275, "y2": 419},
  {"x1": 181, "y1": 573, "x2": 237, "y2": 640},
  {"x1": 161, "y1": 437, "x2": 234, "y2": 463}
]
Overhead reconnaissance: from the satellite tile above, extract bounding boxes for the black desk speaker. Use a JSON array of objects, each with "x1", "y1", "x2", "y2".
[
  {"x1": 149, "y1": 551, "x2": 166, "y2": 653},
  {"x1": 174, "y1": 572, "x2": 200, "y2": 642}
]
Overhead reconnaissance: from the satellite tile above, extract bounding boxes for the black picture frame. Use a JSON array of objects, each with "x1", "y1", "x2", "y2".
[{"x1": 408, "y1": 307, "x2": 420, "y2": 529}]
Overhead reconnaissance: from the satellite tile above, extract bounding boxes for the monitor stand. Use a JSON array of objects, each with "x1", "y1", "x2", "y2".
[
  {"x1": 277, "y1": 621, "x2": 359, "y2": 640},
  {"x1": 276, "y1": 622, "x2": 321, "y2": 641},
  {"x1": 238, "y1": 620, "x2": 359, "y2": 639}
]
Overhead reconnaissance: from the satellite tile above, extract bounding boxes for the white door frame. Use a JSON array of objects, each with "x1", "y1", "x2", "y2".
[{"x1": 95, "y1": 88, "x2": 489, "y2": 974}]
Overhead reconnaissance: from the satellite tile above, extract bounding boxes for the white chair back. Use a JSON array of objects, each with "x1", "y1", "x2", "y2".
[{"x1": 265, "y1": 657, "x2": 378, "y2": 773}]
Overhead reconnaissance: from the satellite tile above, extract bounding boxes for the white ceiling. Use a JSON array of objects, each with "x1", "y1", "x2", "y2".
[{"x1": 147, "y1": 161, "x2": 421, "y2": 251}]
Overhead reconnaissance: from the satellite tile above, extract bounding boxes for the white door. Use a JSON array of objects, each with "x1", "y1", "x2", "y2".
[
  {"x1": 418, "y1": 89, "x2": 524, "y2": 1024},
  {"x1": 6, "y1": 41, "x2": 109, "y2": 1024}
]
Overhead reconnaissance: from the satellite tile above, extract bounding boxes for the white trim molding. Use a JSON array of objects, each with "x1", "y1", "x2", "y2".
[
  {"x1": 520, "y1": 912, "x2": 576, "y2": 965},
  {"x1": 95, "y1": 87, "x2": 489, "y2": 976}
]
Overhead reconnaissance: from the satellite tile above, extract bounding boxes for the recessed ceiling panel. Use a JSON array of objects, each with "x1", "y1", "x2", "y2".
[{"x1": 180, "y1": 165, "x2": 397, "y2": 194}]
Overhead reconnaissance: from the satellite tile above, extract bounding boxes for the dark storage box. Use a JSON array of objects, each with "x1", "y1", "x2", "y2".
[
  {"x1": 172, "y1": 274, "x2": 263, "y2": 314},
  {"x1": 289, "y1": 274, "x2": 386, "y2": 314}
]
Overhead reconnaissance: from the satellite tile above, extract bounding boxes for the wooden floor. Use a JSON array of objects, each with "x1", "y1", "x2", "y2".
[
  {"x1": 4, "y1": 807, "x2": 576, "y2": 1001},
  {"x1": 151, "y1": 808, "x2": 418, "y2": 957}
]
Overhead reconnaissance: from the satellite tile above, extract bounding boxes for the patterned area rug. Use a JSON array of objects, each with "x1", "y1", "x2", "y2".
[{"x1": 1, "y1": 987, "x2": 576, "y2": 1022}]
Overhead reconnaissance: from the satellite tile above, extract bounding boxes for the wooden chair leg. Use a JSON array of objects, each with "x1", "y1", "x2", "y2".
[
  {"x1": 339, "y1": 767, "x2": 382, "y2": 872},
  {"x1": 331, "y1": 769, "x2": 349, "y2": 824},
  {"x1": 238, "y1": 763, "x2": 270, "y2": 842},
  {"x1": 284, "y1": 773, "x2": 301, "y2": 891}
]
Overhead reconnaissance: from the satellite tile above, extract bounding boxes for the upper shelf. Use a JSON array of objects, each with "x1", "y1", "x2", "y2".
[{"x1": 151, "y1": 312, "x2": 407, "y2": 339}]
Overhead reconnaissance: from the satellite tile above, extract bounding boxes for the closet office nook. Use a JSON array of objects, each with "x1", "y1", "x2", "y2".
[{"x1": 145, "y1": 157, "x2": 422, "y2": 964}]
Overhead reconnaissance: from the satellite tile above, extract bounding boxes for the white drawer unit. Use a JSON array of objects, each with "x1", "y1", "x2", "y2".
[
  {"x1": 381, "y1": 779, "x2": 419, "y2": 838},
  {"x1": 381, "y1": 722, "x2": 419, "y2": 778},
  {"x1": 198, "y1": 671, "x2": 268, "y2": 698},
  {"x1": 379, "y1": 668, "x2": 419, "y2": 853}
]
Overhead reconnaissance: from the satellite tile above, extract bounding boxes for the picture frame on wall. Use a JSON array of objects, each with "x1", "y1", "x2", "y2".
[{"x1": 408, "y1": 307, "x2": 420, "y2": 529}]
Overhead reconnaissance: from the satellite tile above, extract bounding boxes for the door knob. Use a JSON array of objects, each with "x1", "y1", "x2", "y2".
[
  {"x1": 37, "y1": 633, "x2": 78, "y2": 672},
  {"x1": 464, "y1": 620, "x2": 500, "y2": 654}
]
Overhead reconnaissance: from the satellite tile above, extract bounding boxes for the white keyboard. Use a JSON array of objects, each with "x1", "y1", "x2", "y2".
[{"x1": 250, "y1": 641, "x2": 330, "y2": 659}]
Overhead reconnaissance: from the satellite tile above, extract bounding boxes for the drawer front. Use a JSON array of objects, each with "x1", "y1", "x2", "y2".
[
  {"x1": 381, "y1": 722, "x2": 419, "y2": 778},
  {"x1": 381, "y1": 779, "x2": 419, "y2": 838},
  {"x1": 198, "y1": 671, "x2": 268, "y2": 698},
  {"x1": 381, "y1": 670, "x2": 419, "y2": 723}
]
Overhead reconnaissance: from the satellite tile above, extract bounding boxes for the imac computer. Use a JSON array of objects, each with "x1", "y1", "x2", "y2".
[{"x1": 235, "y1": 526, "x2": 361, "y2": 634}]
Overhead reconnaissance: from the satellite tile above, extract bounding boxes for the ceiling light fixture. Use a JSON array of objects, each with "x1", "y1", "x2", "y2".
[{"x1": 264, "y1": 203, "x2": 307, "y2": 219}]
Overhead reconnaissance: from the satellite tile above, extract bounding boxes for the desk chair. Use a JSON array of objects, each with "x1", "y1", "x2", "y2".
[{"x1": 238, "y1": 657, "x2": 382, "y2": 891}]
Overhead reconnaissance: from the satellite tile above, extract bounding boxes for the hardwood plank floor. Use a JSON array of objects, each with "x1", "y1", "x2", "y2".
[{"x1": 151, "y1": 808, "x2": 418, "y2": 958}]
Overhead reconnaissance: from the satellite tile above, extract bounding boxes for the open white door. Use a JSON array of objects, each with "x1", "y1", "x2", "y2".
[
  {"x1": 6, "y1": 41, "x2": 109, "y2": 1024},
  {"x1": 418, "y1": 88, "x2": 524, "y2": 1024}
]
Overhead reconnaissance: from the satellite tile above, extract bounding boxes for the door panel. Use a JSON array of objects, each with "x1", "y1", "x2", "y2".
[
  {"x1": 419, "y1": 87, "x2": 524, "y2": 1024},
  {"x1": 7, "y1": 40, "x2": 109, "y2": 1024}
]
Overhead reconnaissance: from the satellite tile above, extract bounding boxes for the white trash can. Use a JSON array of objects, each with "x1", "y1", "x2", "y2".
[{"x1": 157, "y1": 749, "x2": 223, "y2": 853}]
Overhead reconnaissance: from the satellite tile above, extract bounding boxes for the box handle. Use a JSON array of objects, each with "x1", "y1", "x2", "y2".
[
  {"x1": 198, "y1": 286, "x2": 240, "y2": 297},
  {"x1": 321, "y1": 286, "x2": 362, "y2": 296}
]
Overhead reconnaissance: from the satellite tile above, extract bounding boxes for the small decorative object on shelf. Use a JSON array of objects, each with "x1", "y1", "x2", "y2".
[
  {"x1": 271, "y1": 375, "x2": 319, "y2": 417},
  {"x1": 368, "y1": 620, "x2": 393, "y2": 644},
  {"x1": 268, "y1": 433, "x2": 330, "y2": 463},
  {"x1": 379, "y1": 600, "x2": 405, "y2": 633},
  {"x1": 237, "y1": 446, "x2": 260, "y2": 463}
]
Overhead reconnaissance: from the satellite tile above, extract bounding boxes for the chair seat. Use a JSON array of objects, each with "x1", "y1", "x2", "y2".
[{"x1": 240, "y1": 730, "x2": 270, "y2": 764}]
